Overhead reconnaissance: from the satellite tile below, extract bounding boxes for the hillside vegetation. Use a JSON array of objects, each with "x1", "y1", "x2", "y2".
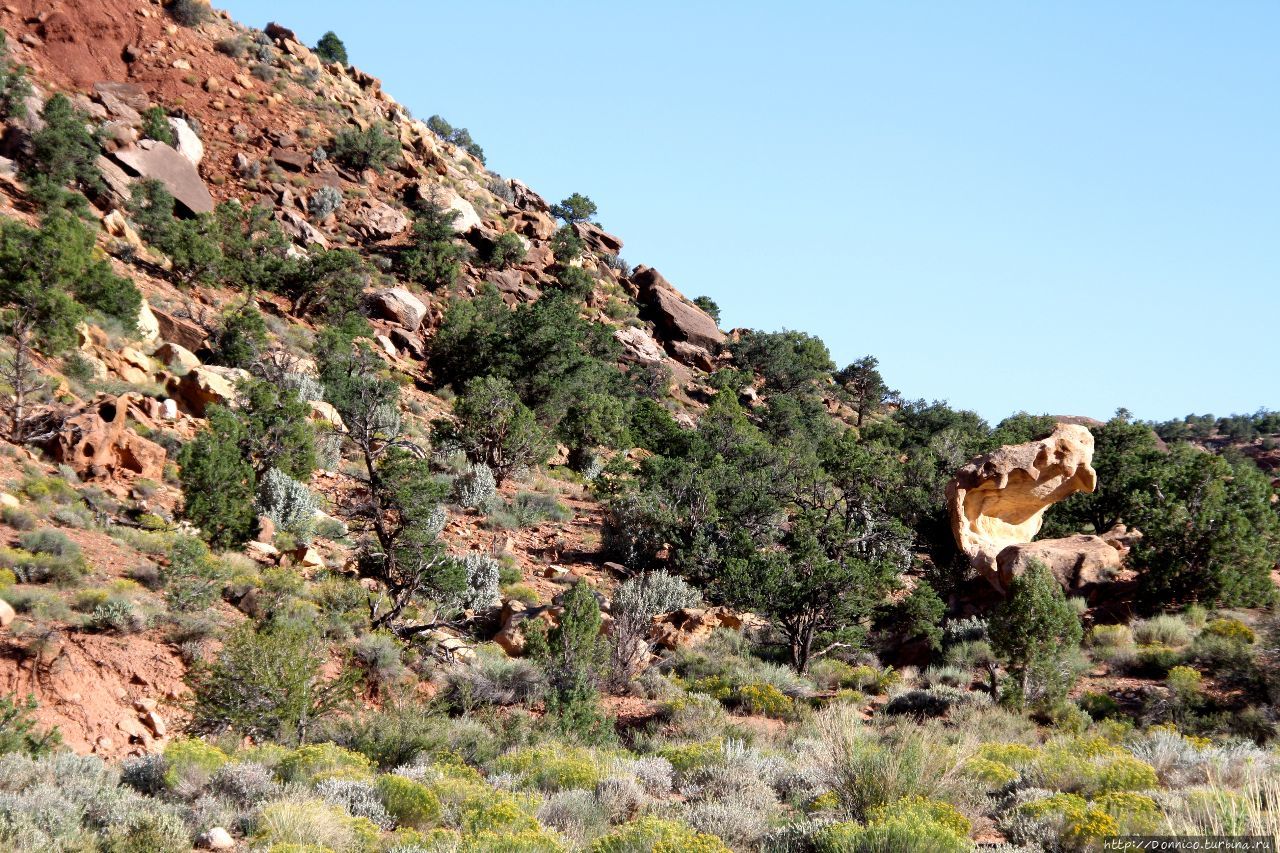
[{"x1": 0, "y1": 2, "x2": 1272, "y2": 851}]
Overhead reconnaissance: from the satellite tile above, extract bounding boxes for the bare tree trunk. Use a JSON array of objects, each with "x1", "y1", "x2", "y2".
[{"x1": 1, "y1": 316, "x2": 39, "y2": 444}]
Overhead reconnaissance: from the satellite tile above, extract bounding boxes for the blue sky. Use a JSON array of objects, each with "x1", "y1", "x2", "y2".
[{"x1": 220, "y1": 1, "x2": 1278, "y2": 425}]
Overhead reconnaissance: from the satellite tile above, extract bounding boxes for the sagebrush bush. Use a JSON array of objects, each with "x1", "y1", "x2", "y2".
[
  {"x1": 453, "y1": 463, "x2": 497, "y2": 509},
  {"x1": 309, "y1": 185, "x2": 344, "y2": 220},
  {"x1": 461, "y1": 552, "x2": 500, "y2": 610},
  {"x1": 256, "y1": 468, "x2": 319, "y2": 543},
  {"x1": 253, "y1": 796, "x2": 376, "y2": 851}
]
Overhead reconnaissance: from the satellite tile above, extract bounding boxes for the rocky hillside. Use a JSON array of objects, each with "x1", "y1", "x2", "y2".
[{"x1": 0, "y1": 2, "x2": 1274, "y2": 852}]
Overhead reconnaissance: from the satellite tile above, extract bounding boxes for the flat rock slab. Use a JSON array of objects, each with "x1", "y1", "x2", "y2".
[{"x1": 111, "y1": 140, "x2": 214, "y2": 215}]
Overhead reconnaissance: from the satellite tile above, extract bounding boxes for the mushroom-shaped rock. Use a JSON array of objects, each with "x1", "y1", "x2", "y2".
[{"x1": 946, "y1": 423, "x2": 1101, "y2": 591}]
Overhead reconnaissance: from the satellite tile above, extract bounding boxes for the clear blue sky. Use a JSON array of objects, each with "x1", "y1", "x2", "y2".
[{"x1": 220, "y1": 1, "x2": 1278, "y2": 425}]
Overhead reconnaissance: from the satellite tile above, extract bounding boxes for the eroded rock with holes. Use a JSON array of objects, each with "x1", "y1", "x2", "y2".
[{"x1": 42, "y1": 394, "x2": 166, "y2": 482}]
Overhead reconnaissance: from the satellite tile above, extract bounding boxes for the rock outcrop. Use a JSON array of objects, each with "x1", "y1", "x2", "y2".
[
  {"x1": 110, "y1": 140, "x2": 215, "y2": 215},
  {"x1": 367, "y1": 287, "x2": 428, "y2": 330},
  {"x1": 995, "y1": 534, "x2": 1121, "y2": 592},
  {"x1": 631, "y1": 266, "x2": 725, "y2": 365},
  {"x1": 947, "y1": 423, "x2": 1102, "y2": 592},
  {"x1": 42, "y1": 394, "x2": 167, "y2": 482}
]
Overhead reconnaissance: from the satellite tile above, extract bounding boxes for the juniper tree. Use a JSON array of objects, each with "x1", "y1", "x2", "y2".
[
  {"x1": 178, "y1": 406, "x2": 258, "y2": 550},
  {"x1": 317, "y1": 332, "x2": 463, "y2": 633},
  {"x1": 989, "y1": 559, "x2": 1083, "y2": 708},
  {"x1": 314, "y1": 31, "x2": 349, "y2": 65},
  {"x1": 550, "y1": 193, "x2": 597, "y2": 225}
]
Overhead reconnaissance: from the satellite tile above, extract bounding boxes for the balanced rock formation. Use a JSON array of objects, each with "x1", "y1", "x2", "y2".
[{"x1": 947, "y1": 423, "x2": 1115, "y2": 592}]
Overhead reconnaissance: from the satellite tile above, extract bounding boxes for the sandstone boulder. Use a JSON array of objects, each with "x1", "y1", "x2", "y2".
[
  {"x1": 651, "y1": 606, "x2": 765, "y2": 650},
  {"x1": 573, "y1": 221, "x2": 623, "y2": 256},
  {"x1": 368, "y1": 287, "x2": 428, "y2": 330},
  {"x1": 995, "y1": 534, "x2": 1122, "y2": 591},
  {"x1": 135, "y1": 301, "x2": 160, "y2": 345},
  {"x1": 270, "y1": 147, "x2": 310, "y2": 172},
  {"x1": 152, "y1": 341, "x2": 200, "y2": 373},
  {"x1": 111, "y1": 140, "x2": 214, "y2": 216},
  {"x1": 167, "y1": 117, "x2": 204, "y2": 165},
  {"x1": 277, "y1": 209, "x2": 329, "y2": 249},
  {"x1": 42, "y1": 395, "x2": 167, "y2": 482},
  {"x1": 153, "y1": 308, "x2": 208, "y2": 353},
  {"x1": 355, "y1": 200, "x2": 410, "y2": 239},
  {"x1": 170, "y1": 366, "x2": 248, "y2": 416},
  {"x1": 614, "y1": 326, "x2": 666, "y2": 365},
  {"x1": 0, "y1": 598, "x2": 15, "y2": 628},
  {"x1": 631, "y1": 266, "x2": 725, "y2": 357}
]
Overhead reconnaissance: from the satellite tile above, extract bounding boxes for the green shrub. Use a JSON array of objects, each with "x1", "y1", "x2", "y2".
[
  {"x1": 168, "y1": 0, "x2": 210, "y2": 27},
  {"x1": 315, "y1": 31, "x2": 349, "y2": 65},
  {"x1": 399, "y1": 200, "x2": 465, "y2": 289},
  {"x1": 101, "y1": 810, "x2": 189, "y2": 853},
  {"x1": 489, "y1": 232, "x2": 527, "y2": 269},
  {"x1": 1, "y1": 506, "x2": 36, "y2": 530},
  {"x1": 331, "y1": 124, "x2": 401, "y2": 173},
  {"x1": 140, "y1": 106, "x2": 174, "y2": 145},
  {"x1": 0, "y1": 692, "x2": 61, "y2": 756},
  {"x1": 178, "y1": 406, "x2": 257, "y2": 550},
  {"x1": 186, "y1": 622, "x2": 359, "y2": 744},
  {"x1": 1131, "y1": 644, "x2": 1184, "y2": 677},
  {"x1": 377, "y1": 773, "x2": 442, "y2": 828}
]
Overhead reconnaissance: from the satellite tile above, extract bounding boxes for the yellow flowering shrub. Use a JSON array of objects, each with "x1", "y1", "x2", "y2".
[
  {"x1": 1202, "y1": 618, "x2": 1256, "y2": 645},
  {"x1": 736, "y1": 682, "x2": 794, "y2": 718},
  {"x1": 963, "y1": 757, "x2": 1019, "y2": 788},
  {"x1": 276, "y1": 743, "x2": 372, "y2": 784},
  {"x1": 977, "y1": 742, "x2": 1040, "y2": 768},
  {"x1": 868, "y1": 796, "x2": 971, "y2": 837},
  {"x1": 655, "y1": 739, "x2": 722, "y2": 772},
  {"x1": 162, "y1": 737, "x2": 228, "y2": 789},
  {"x1": 377, "y1": 774, "x2": 442, "y2": 829},
  {"x1": 1094, "y1": 791, "x2": 1162, "y2": 834},
  {"x1": 494, "y1": 744, "x2": 609, "y2": 791},
  {"x1": 590, "y1": 816, "x2": 729, "y2": 853}
]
